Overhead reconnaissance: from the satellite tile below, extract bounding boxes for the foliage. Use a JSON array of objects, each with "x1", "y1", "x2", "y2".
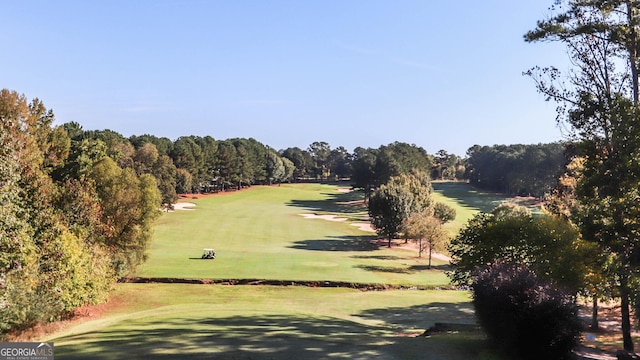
[
  {"x1": 432, "y1": 149, "x2": 464, "y2": 180},
  {"x1": 471, "y1": 262, "x2": 581, "y2": 360},
  {"x1": 0, "y1": 90, "x2": 116, "y2": 337},
  {"x1": 368, "y1": 171, "x2": 433, "y2": 247},
  {"x1": 280, "y1": 147, "x2": 313, "y2": 179},
  {"x1": 448, "y1": 204, "x2": 586, "y2": 292},
  {"x1": 307, "y1": 141, "x2": 331, "y2": 179},
  {"x1": 266, "y1": 149, "x2": 287, "y2": 184},
  {"x1": 465, "y1": 143, "x2": 567, "y2": 197},
  {"x1": 175, "y1": 168, "x2": 193, "y2": 194},
  {"x1": 403, "y1": 211, "x2": 448, "y2": 266},
  {"x1": 351, "y1": 142, "x2": 433, "y2": 198},
  {"x1": 526, "y1": 1, "x2": 640, "y2": 351},
  {"x1": 90, "y1": 158, "x2": 161, "y2": 276},
  {"x1": 433, "y1": 202, "x2": 456, "y2": 223}
]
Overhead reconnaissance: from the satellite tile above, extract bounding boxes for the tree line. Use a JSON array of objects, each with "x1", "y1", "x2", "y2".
[
  {"x1": 0, "y1": 90, "x2": 158, "y2": 336},
  {"x1": 465, "y1": 143, "x2": 568, "y2": 197}
]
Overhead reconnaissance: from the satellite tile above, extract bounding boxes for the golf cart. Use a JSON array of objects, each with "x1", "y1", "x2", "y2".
[{"x1": 201, "y1": 248, "x2": 216, "y2": 259}]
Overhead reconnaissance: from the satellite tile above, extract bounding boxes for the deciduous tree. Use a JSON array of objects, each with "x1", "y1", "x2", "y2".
[
  {"x1": 448, "y1": 204, "x2": 587, "y2": 293},
  {"x1": 526, "y1": 1, "x2": 640, "y2": 350},
  {"x1": 368, "y1": 171, "x2": 433, "y2": 247}
]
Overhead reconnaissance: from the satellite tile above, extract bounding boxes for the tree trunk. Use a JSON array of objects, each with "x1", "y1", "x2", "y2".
[
  {"x1": 621, "y1": 281, "x2": 634, "y2": 352},
  {"x1": 591, "y1": 297, "x2": 599, "y2": 331},
  {"x1": 418, "y1": 238, "x2": 423, "y2": 258},
  {"x1": 388, "y1": 237, "x2": 392, "y2": 248},
  {"x1": 428, "y1": 244, "x2": 432, "y2": 269},
  {"x1": 626, "y1": 1, "x2": 639, "y2": 104}
]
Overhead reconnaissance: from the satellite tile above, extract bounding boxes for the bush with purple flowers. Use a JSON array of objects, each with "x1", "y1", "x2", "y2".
[{"x1": 471, "y1": 262, "x2": 582, "y2": 360}]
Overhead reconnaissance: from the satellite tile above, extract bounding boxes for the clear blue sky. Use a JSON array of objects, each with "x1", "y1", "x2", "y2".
[{"x1": 2, "y1": 1, "x2": 569, "y2": 156}]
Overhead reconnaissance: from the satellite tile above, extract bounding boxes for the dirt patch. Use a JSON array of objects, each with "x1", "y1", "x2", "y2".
[
  {"x1": 370, "y1": 239, "x2": 453, "y2": 262},
  {"x1": 6, "y1": 295, "x2": 127, "y2": 342}
]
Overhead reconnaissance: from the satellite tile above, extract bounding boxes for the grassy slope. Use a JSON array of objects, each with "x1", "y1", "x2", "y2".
[
  {"x1": 50, "y1": 284, "x2": 489, "y2": 360},
  {"x1": 138, "y1": 183, "x2": 450, "y2": 286}
]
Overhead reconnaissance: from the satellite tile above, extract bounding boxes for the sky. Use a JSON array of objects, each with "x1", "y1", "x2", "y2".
[{"x1": 2, "y1": 1, "x2": 571, "y2": 156}]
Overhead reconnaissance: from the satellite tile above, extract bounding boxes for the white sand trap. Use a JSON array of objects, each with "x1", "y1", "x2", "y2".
[
  {"x1": 350, "y1": 222, "x2": 375, "y2": 232},
  {"x1": 173, "y1": 202, "x2": 196, "y2": 211},
  {"x1": 299, "y1": 213, "x2": 347, "y2": 222},
  {"x1": 336, "y1": 188, "x2": 352, "y2": 193},
  {"x1": 300, "y1": 213, "x2": 375, "y2": 232}
]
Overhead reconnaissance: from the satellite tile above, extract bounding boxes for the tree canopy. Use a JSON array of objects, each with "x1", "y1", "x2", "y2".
[
  {"x1": 448, "y1": 204, "x2": 586, "y2": 292},
  {"x1": 526, "y1": 1, "x2": 640, "y2": 351}
]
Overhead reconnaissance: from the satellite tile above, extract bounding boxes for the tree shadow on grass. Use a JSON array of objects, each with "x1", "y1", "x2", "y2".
[
  {"x1": 54, "y1": 314, "x2": 390, "y2": 360},
  {"x1": 351, "y1": 255, "x2": 404, "y2": 261},
  {"x1": 289, "y1": 235, "x2": 379, "y2": 252},
  {"x1": 356, "y1": 302, "x2": 477, "y2": 331},
  {"x1": 287, "y1": 190, "x2": 367, "y2": 215},
  {"x1": 408, "y1": 264, "x2": 453, "y2": 272},
  {"x1": 354, "y1": 264, "x2": 452, "y2": 274},
  {"x1": 54, "y1": 302, "x2": 484, "y2": 360},
  {"x1": 354, "y1": 264, "x2": 413, "y2": 274}
]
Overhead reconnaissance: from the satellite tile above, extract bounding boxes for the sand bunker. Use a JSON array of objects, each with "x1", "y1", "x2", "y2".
[
  {"x1": 173, "y1": 202, "x2": 196, "y2": 211},
  {"x1": 350, "y1": 222, "x2": 375, "y2": 232},
  {"x1": 298, "y1": 213, "x2": 347, "y2": 222},
  {"x1": 299, "y1": 214, "x2": 375, "y2": 232}
]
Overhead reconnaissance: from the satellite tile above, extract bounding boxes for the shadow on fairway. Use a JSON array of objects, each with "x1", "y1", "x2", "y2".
[
  {"x1": 408, "y1": 264, "x2": 452, "y2": 272},
  {"x1": 289, "y1": 235, "x2": 379, "y2": 251},
  {"x1": 351, "y1": 255, "x2": 404, "y2": 260},
  {"x1": 54, "y1": 314, "x2": 389, "y2": 359},
  {"x1": 287, "y1": 190, "x2": 367, "y2": 215},
  {"x1": 354, "y1": 264, "x2": 452, "y2": 274},
  {"x1": 54, "y1": 303, "x2": 483, "y2": 359},
  {"x1": 356, "y1": 302, "x2": 477, "y2": 330}
]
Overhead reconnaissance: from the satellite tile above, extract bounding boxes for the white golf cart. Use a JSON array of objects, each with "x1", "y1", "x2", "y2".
[{"x1": 201, "y1": 248, "x2": 216, "y2": 259}]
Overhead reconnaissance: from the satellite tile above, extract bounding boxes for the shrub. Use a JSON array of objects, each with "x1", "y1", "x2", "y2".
[{"x1": 471, "y1": 262, "x2": 581, "y2": 360}]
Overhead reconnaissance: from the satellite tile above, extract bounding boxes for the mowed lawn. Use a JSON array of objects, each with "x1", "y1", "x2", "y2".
[
  {"x1": 431, "y1": 181, "x2": 542, "y2": 238},
  {"x1": 137, "y1": 183, "x2": 451, "y2": 286},
  {"x1": 49, "y1": 284, "x2": 488, "y2": 360},
  {"x1": 44, "y1": 182, "x2": 513, "y2": 359}
]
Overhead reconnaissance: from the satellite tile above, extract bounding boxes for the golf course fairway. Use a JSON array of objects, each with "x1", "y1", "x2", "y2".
[{"x1": 45, "y1": 183, "x2": 503, "y2": 359}]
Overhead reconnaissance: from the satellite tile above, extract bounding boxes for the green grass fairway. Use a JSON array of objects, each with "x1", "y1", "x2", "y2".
[
  {"x1": 42, "y1": 182, "x2": 520, "y2": 359},
  {"x1": 49, "y1": 284, "x2": 492, "y2": 360},
  {"x1": 431, "y1": 181, "x2": 508, "y2": 236},
  {"x1": 431, "y1": 181, "x2": 543, "y2": 237},
  {"x1": 137, "y1": 184, "x2": 450, "y2": 286}
]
